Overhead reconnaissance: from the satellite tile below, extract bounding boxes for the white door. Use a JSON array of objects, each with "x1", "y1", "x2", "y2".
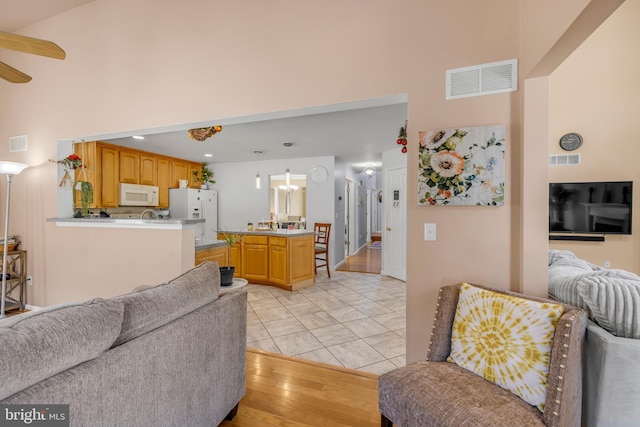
[{"x1": 383, "y1": 166, "x2": 406, "y2": 281}]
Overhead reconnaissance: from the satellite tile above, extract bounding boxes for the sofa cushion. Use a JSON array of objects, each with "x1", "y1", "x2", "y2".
[
  {"x1": 0, "y1": 298, "x2": 124, "y2": 400},
  {"x1": 112, "y1": 261, "x2": 220, "y2": 347},
  {"x1": 378, "y1": 360, "x2": 545, "y2": 426},
  {"x1": 449, "y1": 283, "x2": 564, "y2": 412},
  {"x1": 577, "y1": 275, "x2": 640, "y2": 339},
  {"x1": 548, "y1": 250, "x2": 639, "y2": 310}
]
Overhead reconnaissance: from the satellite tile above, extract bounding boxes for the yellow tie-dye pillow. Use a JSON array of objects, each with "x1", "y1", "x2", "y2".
[{"x1": 449, "y1": 283, "x2": 564, "y2": 412}]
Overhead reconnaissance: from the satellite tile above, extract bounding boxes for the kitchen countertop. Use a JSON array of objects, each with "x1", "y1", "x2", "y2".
[
  {"x1": 47, "y1": 217, "x2": 204, "y2": 229},
  {"x1": 195, "y1": 239, "x2": 227, "y2": 250}
]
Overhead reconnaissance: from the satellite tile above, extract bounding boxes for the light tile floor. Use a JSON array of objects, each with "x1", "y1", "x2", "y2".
[{"x1": 246, "y1": 271, "x2": 406, "y2": 375}]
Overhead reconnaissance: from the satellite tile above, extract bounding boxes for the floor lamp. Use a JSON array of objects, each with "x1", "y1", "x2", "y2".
[{"x1": 0, "y1": 161, "x2": 28, "y2": 319}]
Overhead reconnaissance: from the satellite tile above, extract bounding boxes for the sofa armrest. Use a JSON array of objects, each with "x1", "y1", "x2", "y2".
[
  {"x1": 542, "y1": 308, "x2": 587, "y2": 427},
  {"x1": 426, "y1": 284, "x2": 460, "y2": 362}
]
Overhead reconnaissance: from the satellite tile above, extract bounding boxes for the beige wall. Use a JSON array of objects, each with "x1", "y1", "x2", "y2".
[
  {"x1": 548, "y1": 0, "x2": 639, "y2": 273},
  {"x1": 0, "y1": 0, "x2": 615, "y2": 362}
]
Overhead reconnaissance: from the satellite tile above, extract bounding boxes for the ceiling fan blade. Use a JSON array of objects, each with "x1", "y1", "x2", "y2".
[
  {"x1": 0, "y1": 31, "x2": 66, "y2": 60},
  {"x1": 0, "y1": 61, "x2": 32, "y2": 83}
]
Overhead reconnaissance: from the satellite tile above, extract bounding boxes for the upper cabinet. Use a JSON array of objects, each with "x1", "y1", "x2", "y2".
[
  {"x1": 72, "y1": 141, "x2": 205, "y2": 209},
  {"x1": 119, "y1": 150, "x2": 139, "y2": 184},
  {"x1": 100, "y1": 145, "x2": 119, "y2": 207},
  {"x1": 156, "y1": 157, "x2": 171, "y2": 208},
  {"x1": 139, "y1": 154, "x2": 157, "y2": 186}
]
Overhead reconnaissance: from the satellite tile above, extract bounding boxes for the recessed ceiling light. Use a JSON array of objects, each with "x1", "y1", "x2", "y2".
[
  {"x1": 132, "y1": 135, "x2": 145, "y2": 140},
  {"x1": 204, "y1": 153, "x2": 213, "y2": 157}
]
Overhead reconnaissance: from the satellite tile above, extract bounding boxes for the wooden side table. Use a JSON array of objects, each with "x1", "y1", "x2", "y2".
[{"x1": 1, "y1": 250, "x2": 27, "y2": 313}]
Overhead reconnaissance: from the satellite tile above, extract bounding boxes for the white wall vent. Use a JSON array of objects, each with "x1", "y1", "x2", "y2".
[
  {"x1": 9, "y1": 135, "x2": 28, "y2": 152},
  {"x1": 446, "y1": 59, "x2": 518, "y2": 100},
  {"x1": 549, "y1": 153, "x2": 581, "y2": 166}
]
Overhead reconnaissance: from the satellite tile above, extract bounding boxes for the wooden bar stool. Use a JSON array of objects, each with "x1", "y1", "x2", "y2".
[{"x1": 314, "y1": 223, "x2": 331, "y2": 278}]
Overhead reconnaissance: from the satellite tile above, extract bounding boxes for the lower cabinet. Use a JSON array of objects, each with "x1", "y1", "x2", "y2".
[
  {"x1": 242, "y1": 236, "x2": 269, "y2": 282},
  {"x1": 195, "y1": 246, "x2": 227, "y2": 267},
  {"x1": 268, "y1": 237, "x2": 288, "y2": 286}
]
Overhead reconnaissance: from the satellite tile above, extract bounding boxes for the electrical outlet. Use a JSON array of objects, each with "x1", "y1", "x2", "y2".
[
  {"x1": 27, "y1": 275, "x2": 33, "y2": 286},
  {"x1": 604, "y1": 260, "x2": 611, "y2": 268}
]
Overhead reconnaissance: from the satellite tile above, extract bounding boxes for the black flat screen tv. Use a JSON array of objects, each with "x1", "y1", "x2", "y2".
[{"x1": 549, "y1": 181, "x2": 633, "y2": 235}]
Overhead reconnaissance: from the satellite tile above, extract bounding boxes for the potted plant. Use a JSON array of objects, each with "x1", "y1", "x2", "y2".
[
  {"x1": 193, "y1": 162, "x2": 215, "y2": 189},
  {"x1": 218, "y1": 229, "x2": 241, "y2": 286}
]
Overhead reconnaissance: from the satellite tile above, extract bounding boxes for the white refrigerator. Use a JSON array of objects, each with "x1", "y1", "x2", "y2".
[{"x1": 169, "y1": 188, "x2": 218, "y2": 243}]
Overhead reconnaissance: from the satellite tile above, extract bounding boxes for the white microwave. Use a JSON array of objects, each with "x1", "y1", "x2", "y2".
[{"x1": 119, "y1": 183, "x2": 159, "y2": 206}]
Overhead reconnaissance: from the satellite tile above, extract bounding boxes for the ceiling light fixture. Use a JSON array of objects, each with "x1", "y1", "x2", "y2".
[
  {"x1": 254, "y1": 150, "x2": 263, "y2": 189},
  {"x1": 132, "y1": 135, "x2": 145, "y2": 140},
  {"x1": 363, "y1": 164, "x2": 377, "y2": 178},
  {"x1": 204, "y1": 153, "x2": 213, "y2": 158},
  {"x1": 283, "y1": 142, "x2": 293, "y2": 185}
]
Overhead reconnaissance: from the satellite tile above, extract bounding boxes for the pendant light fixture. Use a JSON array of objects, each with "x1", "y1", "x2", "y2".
[
  {"x1": 254, "y1": 150, "x2": 263, "y2": 189},
  {"x1": 283, "y1": 142, "x2": 293, "y2": 185}
]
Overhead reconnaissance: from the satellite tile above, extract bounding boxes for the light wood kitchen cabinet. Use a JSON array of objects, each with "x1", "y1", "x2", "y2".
[
  {"x1": 73, "y1": 141, "x2": 99, "y2": 208},
  {"x1": 171, "y1": 160, "x2": 189, "y2": 188},
  {"x1": 195, "y1": 246, "x2": 228, "y2": 267},
  {"x1": 288, "y1": 236, "x2": 315, "y2": 284},
  {"x1": 268, "y1": 236, "x2": 288, "y2": 286},
  {"x1": 242, "y1": 235, "x2": 269, "y2": 282},
  {"x1": 71, "y1": 140, "x2": 205, "y2": 209},
  {"x1": 229, "y1": 243, "x2": 242, "y2": 277},
  {"x1": 156, "y1": 157, "x2": 171, "y2": 208},
  {"x1": 119, "y1": 150, "x2": 139, "y2": 184},
  {"x1": 99, "y1": 145, "x2": 119, "y2": 207},
  {"x1": 139, "y1": 154, "x2": 157, "y2": 186}
]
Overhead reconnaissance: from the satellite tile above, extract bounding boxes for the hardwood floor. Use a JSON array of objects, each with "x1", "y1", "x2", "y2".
[
  {"x1": 222, "y1": 349, "x2": 381, "y2": 427},
  {"x1": 336, "y1": 243, "x2": 381, "y2": 274}
]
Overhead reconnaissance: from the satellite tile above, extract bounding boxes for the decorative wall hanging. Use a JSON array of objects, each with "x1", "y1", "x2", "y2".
[
  {"x1": 397, "y1": 120, "x2": 408, "y2": 153},
  {"x1": 417, "y1": 125, "x2": 505, "y2": 206},
  {"x1": 188, "y1": 125, "x2": 222, "y2": 141}
]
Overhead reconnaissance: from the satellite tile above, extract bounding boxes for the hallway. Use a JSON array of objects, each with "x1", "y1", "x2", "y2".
[{"x1": 337, "y1": 242, "x2": 382, "y2": 274}]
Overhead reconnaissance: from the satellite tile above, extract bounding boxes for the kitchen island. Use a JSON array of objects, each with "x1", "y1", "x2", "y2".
[{"x1": 196, "y1": 229, "x2": 315, "y2": 291}]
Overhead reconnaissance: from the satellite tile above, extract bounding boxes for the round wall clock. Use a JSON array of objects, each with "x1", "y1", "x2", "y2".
[
  {"x1": 559, "y1": 133, "x2": 583, "y2": 151},
  {"x1": 310, "y1": 166, "x2": 328, "y2": 184}
]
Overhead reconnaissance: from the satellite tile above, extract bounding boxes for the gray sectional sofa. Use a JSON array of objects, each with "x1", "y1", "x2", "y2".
[
  {"x1": 0, "y1": 261, "x2": 247, "y2": 427},
  {"x1": 548, "y1": 250, "x2": 640, "y2": 427}
]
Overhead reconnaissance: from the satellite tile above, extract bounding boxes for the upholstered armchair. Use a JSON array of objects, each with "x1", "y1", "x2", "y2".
[{"x1": 379, "y1": 283, "x2": 587, "y2": 427}]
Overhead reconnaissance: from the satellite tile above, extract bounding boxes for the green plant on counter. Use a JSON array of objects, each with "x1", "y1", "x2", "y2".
[
  {"x1": 218, "y1": 229, "x2": 241, "y2": 265},
  {"x1": 193, "y1": 162, "x2": 215, "y2": 185}
]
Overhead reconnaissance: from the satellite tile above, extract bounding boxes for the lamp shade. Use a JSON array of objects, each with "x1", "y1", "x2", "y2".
[{"x1": 0, "y1": 161, "x2": 28, "y2": 176}]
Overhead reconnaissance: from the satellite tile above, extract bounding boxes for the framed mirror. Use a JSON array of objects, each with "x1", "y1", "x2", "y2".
[{"x1": 270, "y1": 174, "x2": 307, "y2": 229}]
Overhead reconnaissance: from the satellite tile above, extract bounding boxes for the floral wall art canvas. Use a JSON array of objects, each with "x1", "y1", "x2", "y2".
[{"x1": 418, "y1": 125, "x2": 505, "y2": 206}]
